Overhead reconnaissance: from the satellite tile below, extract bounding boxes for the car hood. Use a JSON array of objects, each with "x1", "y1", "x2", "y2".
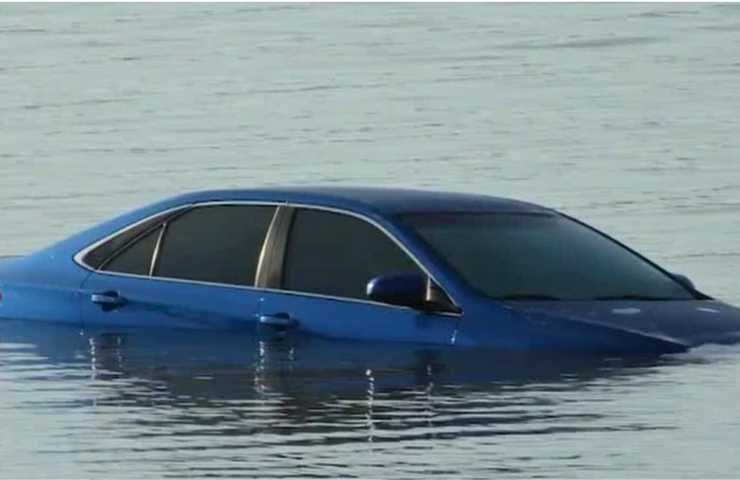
[{"x1": 507, "y1": 299, "x2": 740, "y2": 348}]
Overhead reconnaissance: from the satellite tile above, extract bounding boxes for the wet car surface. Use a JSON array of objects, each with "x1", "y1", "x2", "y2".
[{"x1": 1, "y1": 187, "x2": 739, "y2": 353}]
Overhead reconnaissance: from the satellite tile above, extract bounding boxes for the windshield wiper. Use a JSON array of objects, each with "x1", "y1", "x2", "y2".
[
  {"x1": 497, "y1": 294, "x2": 563, "y2": 301},
  {"x1": 594, "y1": 294, "x2": 675, "y2": 301}
]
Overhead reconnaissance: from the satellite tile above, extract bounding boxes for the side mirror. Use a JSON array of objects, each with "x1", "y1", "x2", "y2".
[
  {"x1": 367, "y1": 273, "x2": 460, "y2": 313},
  {"x1": 671, "y1": 273, "x2": 696, "y2": 291},
  {"x1": 367, "y1": 273, "x2": 427, "y2": 310}
]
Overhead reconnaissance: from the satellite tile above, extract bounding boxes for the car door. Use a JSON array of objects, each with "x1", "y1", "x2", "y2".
[
  {"x1": 255, "y1": 206, "x2": 461, "y2": 344},
  {"x1": 80, "y1": 203, "x2": 277, "y2": 330}
]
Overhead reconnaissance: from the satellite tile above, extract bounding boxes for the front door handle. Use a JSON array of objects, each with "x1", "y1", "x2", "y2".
[
  {"x1": 259, "y1": 312, "x2": 297, "y2": 329},
  {"x1": 91, "y1": 291, "x2": 127, "y2": 310}
]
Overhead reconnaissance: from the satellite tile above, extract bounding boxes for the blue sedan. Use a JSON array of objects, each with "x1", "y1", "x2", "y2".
[{"x1": 1, "y1": 187, "x2": 739, "y2": 353}]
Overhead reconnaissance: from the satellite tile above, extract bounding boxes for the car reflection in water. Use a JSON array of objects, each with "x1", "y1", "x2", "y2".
[{"x1": 0, "y1": 318, "x2": 696, "y2": 449}]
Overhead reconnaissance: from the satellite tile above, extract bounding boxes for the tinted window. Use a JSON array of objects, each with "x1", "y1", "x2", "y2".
[
  {"x1": 402, "y1": 212, "x2": 694, "y2": 301},
  {"x1": 283, "y1": 209, "x2": 421, "y2": 299},
  {"x1": 84, "y1": 210, "x2": 176, "y2": 269},
  {"x1": 155, "y1": 205, "x2": 275, "y2": 286},
  {"x1": 102, "y1": 226, "x2": 161, "y2": 276}
]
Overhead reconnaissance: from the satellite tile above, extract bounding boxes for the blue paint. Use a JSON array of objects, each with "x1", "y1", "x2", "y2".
[{"x1": 2, "y1": 187, "x2": 740, "y2": 354}]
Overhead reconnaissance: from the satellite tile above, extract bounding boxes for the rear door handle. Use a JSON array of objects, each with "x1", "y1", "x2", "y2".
[
  {"x1": 91, "y1": 291, "x2": 127, "y2": 310},
  {"x1": 259, "y1": 312, "x2": 297, "y2": 329}
]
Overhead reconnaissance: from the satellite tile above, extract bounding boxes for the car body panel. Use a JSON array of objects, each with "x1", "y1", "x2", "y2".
[
  {"x1": 497, "y1": 299, "x2": 740, "y2": 347},
  {"x1": 80, "y1": 271, "x2": 264, "y2": 330},
  {"x1": 0, "y1": 254, "x2": 85, "y2": 326},
  {"x1": 255, "y1": 289, "x2": 459, "y2": 344},
  {"x1": 2, "y1": 187, "x2": 740, "y2": 353}
]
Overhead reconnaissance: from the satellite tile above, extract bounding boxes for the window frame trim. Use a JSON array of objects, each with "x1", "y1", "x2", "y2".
[{"x1": 72, "y1": 200, "x2": 461, "y2": 315}]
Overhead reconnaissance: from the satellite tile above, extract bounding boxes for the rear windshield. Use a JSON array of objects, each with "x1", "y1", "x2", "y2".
[{"x1": 400, "y1": 212, "x2": 695, "y2": 301}]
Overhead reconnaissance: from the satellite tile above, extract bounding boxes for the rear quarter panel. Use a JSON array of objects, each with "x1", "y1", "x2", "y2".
[{"x1": 0, "y1": 252, "x2": 89, "y2": 326}]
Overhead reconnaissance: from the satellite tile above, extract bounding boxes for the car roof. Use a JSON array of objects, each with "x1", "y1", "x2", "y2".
[
  {"x1": 38, "y1": 186, "x2": 552, "y2": 262},
  {"x1": 172, "y1": 187, "x2": 550, "y2": 215}
]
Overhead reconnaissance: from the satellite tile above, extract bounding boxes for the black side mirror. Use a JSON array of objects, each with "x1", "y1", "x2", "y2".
[
  {"x1": 367, "y1": 273, "x2": 427, "y2": 310},
  {"x1": 671, "y1": 273, "x2": 696, "y2": 291},
  {"x1": 367, "y1": 273, "x2": 459, "y2": 313}
]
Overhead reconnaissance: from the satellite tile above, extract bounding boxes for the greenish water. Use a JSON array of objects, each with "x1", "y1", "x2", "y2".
[{"x1": 2, "y1": 4, "x2": 740, "y2": 478}]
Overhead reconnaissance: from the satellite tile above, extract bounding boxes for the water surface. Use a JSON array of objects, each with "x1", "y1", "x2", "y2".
[{"x1": 2, "y1": 4, "x2": 740, "y2": 477}]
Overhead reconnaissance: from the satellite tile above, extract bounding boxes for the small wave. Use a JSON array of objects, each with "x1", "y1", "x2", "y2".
[
  {"x1": 500, "y1": 36, "x2": 664, "y2": 51},
  {"x1": 696, "y1": 23, "x2": 740, "y2": 32},
  {"x1": 630, "y1": 10, "x2": 699, "y2": 19},
  {"x1": 0, "y1": 27, "x2": 47, "y2": 34}
]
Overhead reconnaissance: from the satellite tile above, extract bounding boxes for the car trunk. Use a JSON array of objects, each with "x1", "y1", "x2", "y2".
[{"x1": 0, "y1": 255, "x2": 21, "y2": 278}]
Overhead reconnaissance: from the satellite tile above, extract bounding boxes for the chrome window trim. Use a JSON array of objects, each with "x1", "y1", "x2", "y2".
[
  {"x1": 72, "y1": 199, "x2": 461, "y2": 315},
  {"x1": 254, "y1": 206, "x2": 293, "y2": 288},
  {"x1": 254, "y1": 207, "x2": 281, "y2": 287},
  {"x1": 148, "y1": 223, "x2": 168, "y2": 276}
]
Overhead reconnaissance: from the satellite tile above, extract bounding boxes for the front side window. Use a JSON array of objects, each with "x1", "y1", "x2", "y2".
[
  {"x1": 282, "y1": 209, "x2": 421, "y2": 300},
  {"x1": 154, "y1": 205, "x2": 276, "y2": 286},
  {"x1": 401, "y1": 212, "x2": 695, "y2": 301}
]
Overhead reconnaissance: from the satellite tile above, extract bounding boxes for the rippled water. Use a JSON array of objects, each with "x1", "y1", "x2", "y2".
[{"x1": 2, "y1": 4, "x2": 740, "y2": 477}]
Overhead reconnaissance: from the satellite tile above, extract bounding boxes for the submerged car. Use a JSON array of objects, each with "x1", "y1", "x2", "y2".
[{"x1": 1, "y1": 187, "x2": 739, "y2": 353}]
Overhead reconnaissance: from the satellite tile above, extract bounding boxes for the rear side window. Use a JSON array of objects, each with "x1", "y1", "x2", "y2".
[
  {"x1": 84, "y1": 210, "x2": 174, "y2": 270},
  {"x1": 155, "y1": 205, "x2": 275, "y2": 286},
  {"x1": 282, "y1": 209, "x2": 421, "y2": 299},
  {"x1": 102, "y1": 226, "x2": 162, "y2": 276}
]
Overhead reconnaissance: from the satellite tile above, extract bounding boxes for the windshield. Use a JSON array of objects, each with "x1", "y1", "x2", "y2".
[{"x1": 401, "y1": 212, "x2": 695, "y2": 301}]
